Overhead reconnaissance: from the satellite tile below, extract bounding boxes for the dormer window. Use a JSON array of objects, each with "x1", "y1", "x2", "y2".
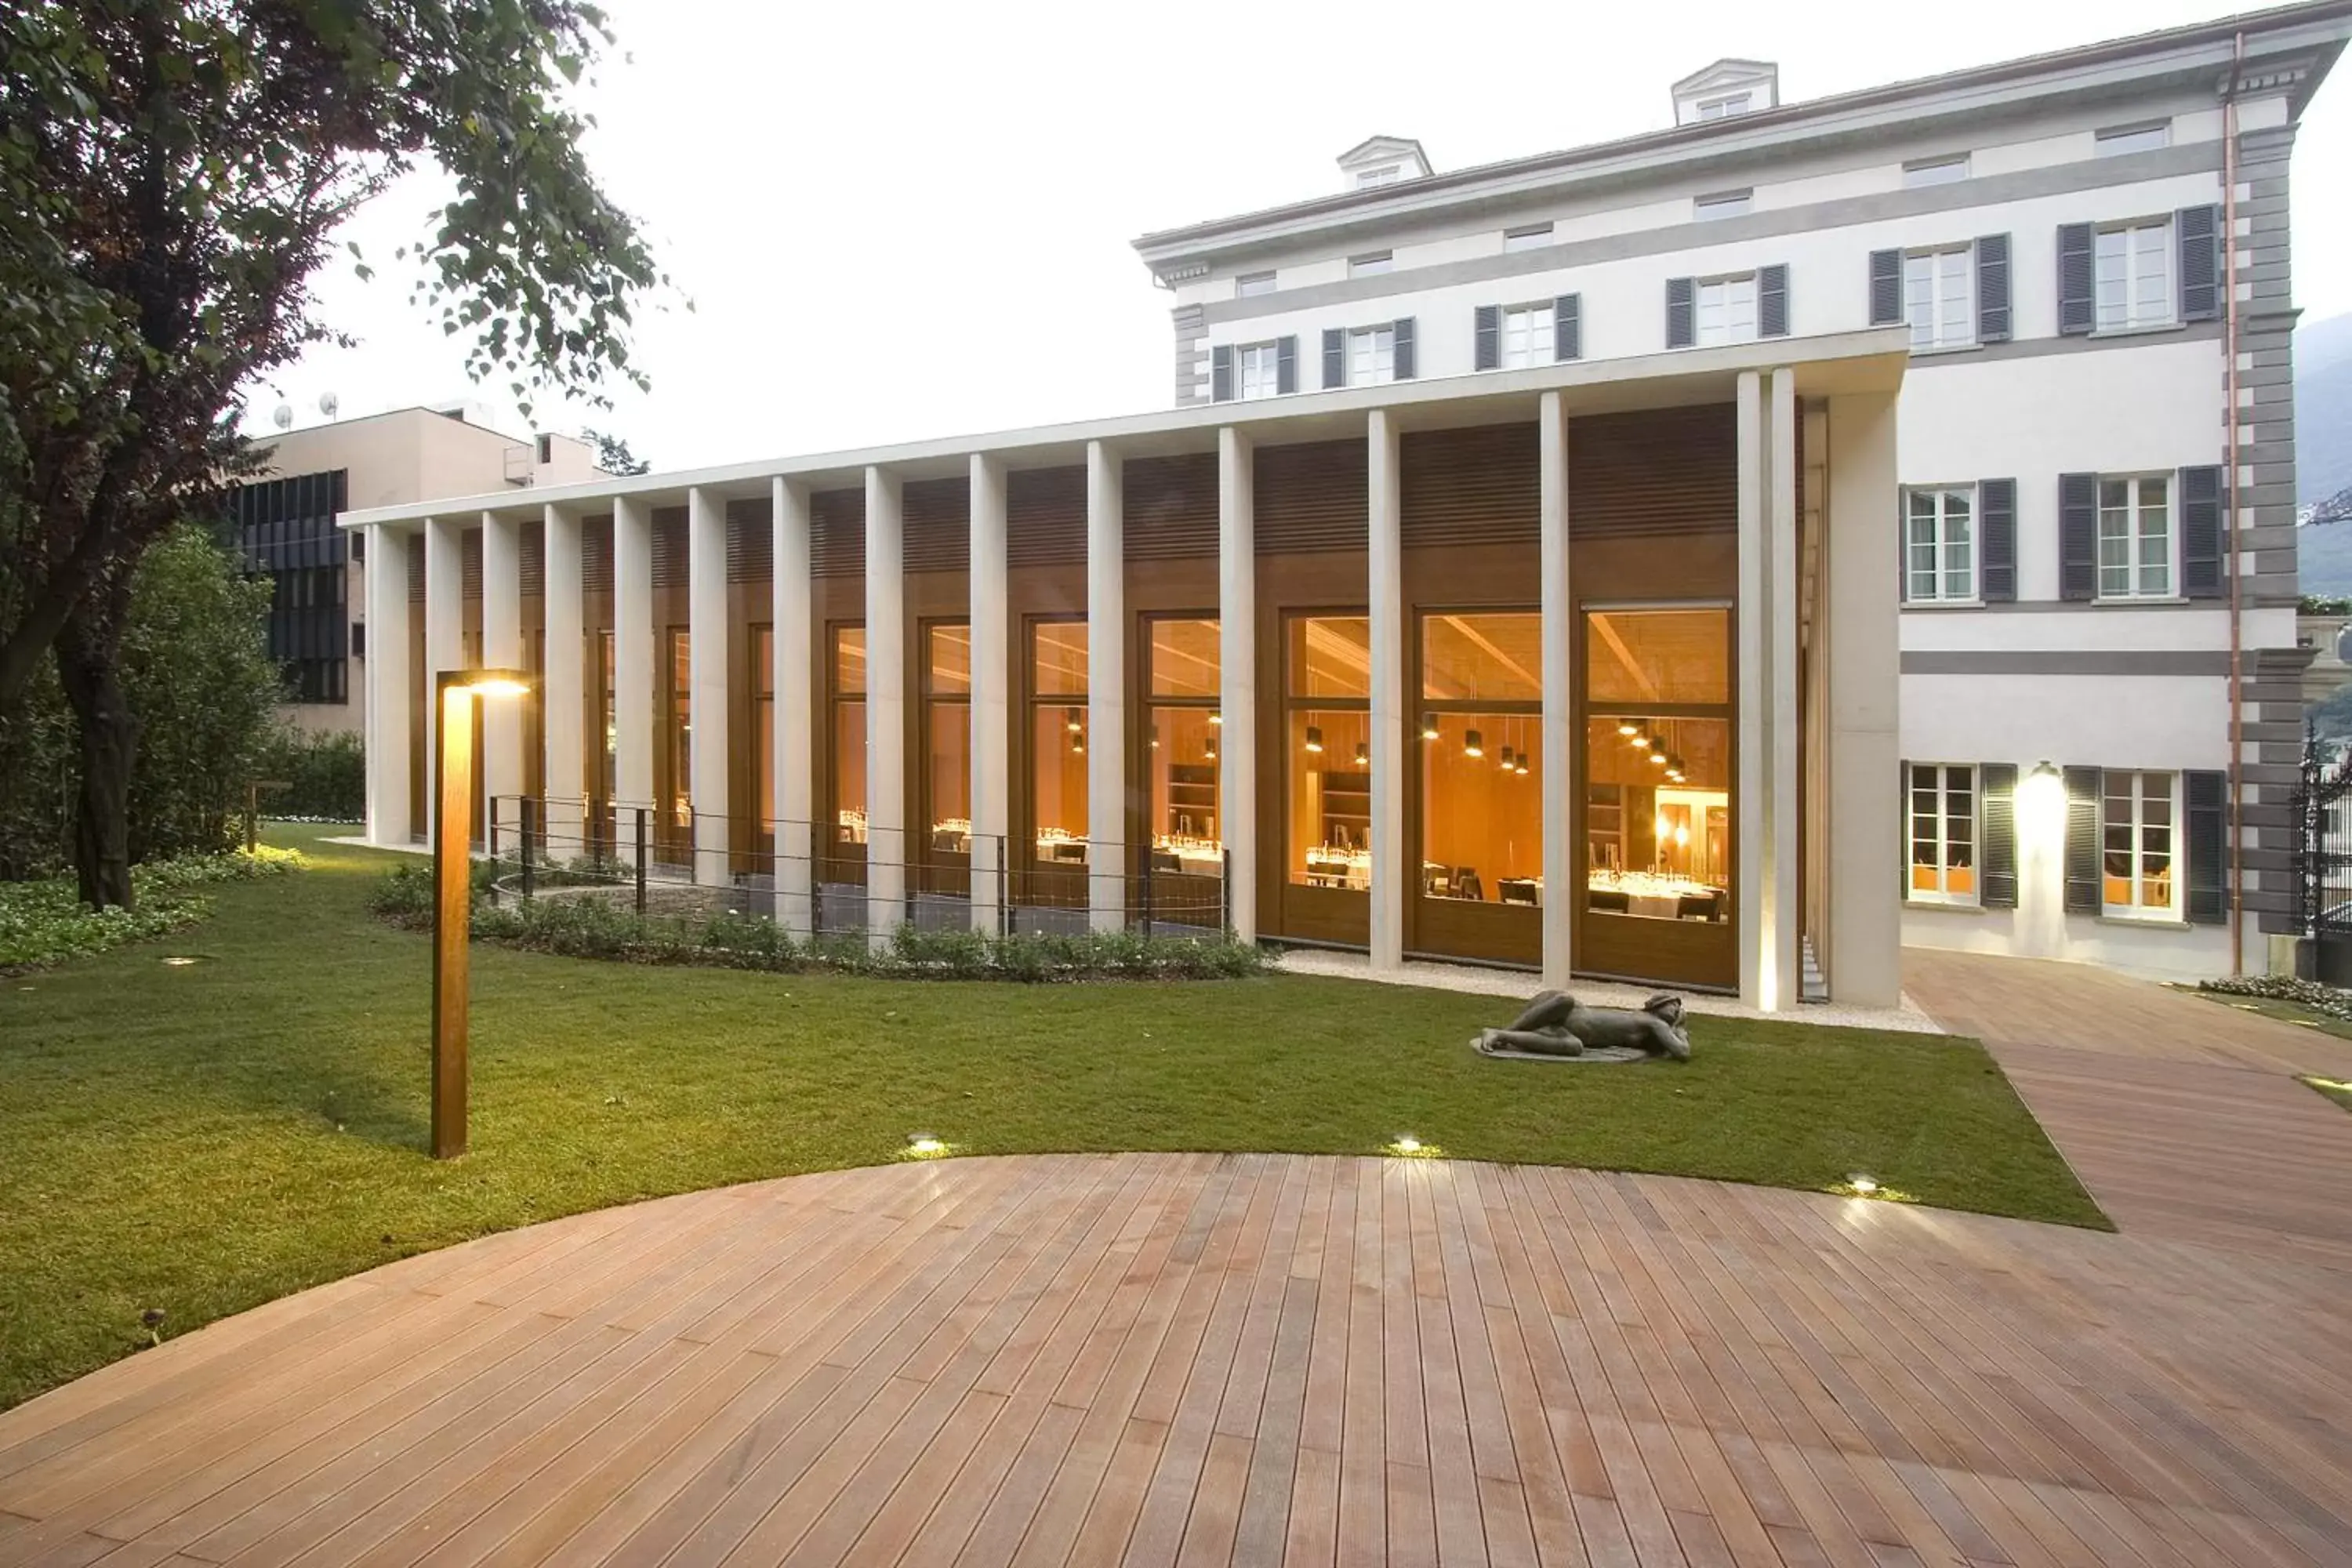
[
  {"x1": 1356, "y1": 165, "x2": 1402, "y2": 188},
  {"x1": 1334, "y1": 136, "x2": 1432, "y2": 193},
  {"x1": 1671, "y1": 60, "x2": 1780, "y2": 127}
]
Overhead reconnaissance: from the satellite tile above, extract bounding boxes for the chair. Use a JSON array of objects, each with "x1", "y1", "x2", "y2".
[
  {"x1": 1589, "y1": 888, "x2": 1631, "y2": 913},
  {"x1": 1454, "y1": 869, "x2": 1483, "y2": 903},
  {"x1": 1499, "y1": 879, "x2": 1538, "y2": 907}
]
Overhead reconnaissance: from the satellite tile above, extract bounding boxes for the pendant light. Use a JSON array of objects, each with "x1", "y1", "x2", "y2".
[
  {"x1": 1065, "y1": 706, "x2": 1083, "y2": 734},
  {"x1": 1205, "y1": 735, "x2": 1218, "y2": 760},
  {"x1": 1353, "y1": 739, "x2": 1370, "y2": 767},
  {"x1": 1464, "y1": 728, "x2": 1485, "y2": 759},
  {"x1": 1616, "y1": 719, "x2": 1639, "y2": 738},
  {"x1": 1498, "y1": 745, "x2": 1515, "y2": 770},
  {"x1": 1208, "y1": 711, "x2": 1222, "y2": 726},
  {"x1": 1515, "y1": 752, "x2": 1530, "y2": 776},
  {"x1": 1421, "y1": 711, "x2": 1440, "y2": 741},
  {"x1": 1305, "y1": 725, "x2": 1325, "y2": 754},
  {"x1": 1149, "y1": 724, "x2": 1160, "y2": 750},
  {"x1": 1647, "y1": 749, "x2": 1668, "y2": 767},
  {"x1": 1630, "y1": 732, "x2": 1651, "y2": 750}
]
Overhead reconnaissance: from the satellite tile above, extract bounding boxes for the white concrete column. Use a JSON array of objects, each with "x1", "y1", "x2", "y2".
[
  {"x1": 1736, "y1": 371, "x2": 1767, "y2": 1008},
  {"x1": 1217, "y1": 427, "x2": 1257, "y2": 942},
  {"x1": 422, "y1": 514, "x2": 464, "y2": 845},
  {"x1": 1537, "y1": 391, "x2": 1573, "y2": 989},
  {"x1": 541, "y1": 504, "x2": 585, "y2": 858},
  {"x1": 1825, "y1": 393, "x2": 1904, "y2": 1007},
  {"x1": 1769, "y1": 368, "x2": 1802, "y2": 1012},
  {"x1": 688, "y1": 485, "x2": 731, "y2": 887},
  {"x1": 1087, "y1": 441, "x2": 1127, "y2": 933},
  {"x1": 773, "y1": 477, "x2": 814, "y2": 937},
  {"x1": 479, "y1": 510, "x2": 524, "y2": 847},
  {"x1": 1367, "y1": 408, "x2": 1406, "y2": 972},
  {"x1": 969, "y1": 452, "x2": 1010, "y2": 935},
  {"x1": 363, "y1": 524, "x2": 412, "y2": 848},
  {"x1": 865, "y1": 466, "x2": 906, "y2": 944},
  {"x1": 612, "y1": 495, "x2": 656, "y2": 866}
]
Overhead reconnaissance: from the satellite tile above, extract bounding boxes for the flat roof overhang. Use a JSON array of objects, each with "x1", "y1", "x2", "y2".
[{"x1": 339, "y1": 328, "x2": 1909, "y2": 530}]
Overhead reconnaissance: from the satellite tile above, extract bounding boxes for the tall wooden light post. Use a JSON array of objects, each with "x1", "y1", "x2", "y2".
[{"x1": 432, "y1": 666, "x2": 531, "y2": 1160}]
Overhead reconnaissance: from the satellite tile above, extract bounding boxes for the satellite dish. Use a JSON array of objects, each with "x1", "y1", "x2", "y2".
[
  {"x1": 271, "y1": 404, "x2": 294, "y2": 430},
  {"x1": 318, "y1": 391, "x2": 339, "y2": 419}
]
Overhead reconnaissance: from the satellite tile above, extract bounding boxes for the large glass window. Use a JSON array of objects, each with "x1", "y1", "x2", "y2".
[
  {"x1": 1904, "y1": 246, "x2": 1973, "y2": 350},
  {"x1": 1908, "y1": 764, "x2": 1976, "y2": 903},
  {"x1": 1029, "y1": 621, "x2": 1088, "y2": 865},
  {"x1": 832, "y1": 626, "x2": 866, "y2": 848},
  {"x1": 1287, "y1": 616, "x2": 1371, "y2": 889},
  {"x1": 1584, "y1": 608, "x2": 1733, "y2": 924},
  {"x1": 2096, "y1": 220, "x2": 2172, "y2": 331},
  {"x1": 1147, "y1": 619, "x2": 1221, "y2": 881},
  {"x1": 664, "y1": 629, "x2": 691, "y2": 833},
  {"x1": 2098, "y1": 476, "x2": 2172, "y2": 600},
  {"x1": 1420, "y1": 613, "x2": 1542, "y2": 906},
  {"x1": 1905, "y1": 487, "x2": 1975, "y2": 603},
  {"x1": 754, "y1": 625, "x2": 774, "y2": 830},
  {"x1": 2103, "y1": 770, "x2": 2176, "y2": 915},
  {"x1": 927, "y1": 623, "x2": 971, "y2": 855}
]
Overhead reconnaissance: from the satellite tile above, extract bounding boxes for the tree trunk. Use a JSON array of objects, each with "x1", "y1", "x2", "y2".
[{"x1": 56, "y1": 608, "x2": 139, "y2": 911}]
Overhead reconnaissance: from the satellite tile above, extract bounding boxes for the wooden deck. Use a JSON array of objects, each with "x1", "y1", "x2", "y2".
[{"x1": 3, "y1": 951, "x2": 2350, "y2": 1566}]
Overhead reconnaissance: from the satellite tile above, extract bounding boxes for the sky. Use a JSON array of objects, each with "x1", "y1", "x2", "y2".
[{"x1": 243, "y1": 0, "x2": 2352, "y2": 473}]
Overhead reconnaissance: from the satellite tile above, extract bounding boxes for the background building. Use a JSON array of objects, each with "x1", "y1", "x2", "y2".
[
  {"x1": 229, "y1": 404, "x2": 604, "y2": 735},
  {"x1": 1134, "y1": 1, "x2": 2350, "y2": 981}
]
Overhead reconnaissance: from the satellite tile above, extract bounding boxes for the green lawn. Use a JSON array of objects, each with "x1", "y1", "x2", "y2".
[{"x1": 0, "y1": 823, "x2": 2103, "y2": 1411}]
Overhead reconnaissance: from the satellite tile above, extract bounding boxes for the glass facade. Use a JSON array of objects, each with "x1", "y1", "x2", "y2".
[
  {"x1": 1419, "y1": 612, "x2": 1541, "y2": 906},
  {"x1": 926, "y1": 624, "x2": 972, "y2": 856},
  {"x1": 1584, "y1": 608, "x2": 1733, "y2": 925},
  {"x1": 832, "y1": 626, "x2": 866, "y2": 851},
  {"x1": 754, "y1": 625, "x2": 774, "y2": 831},
  {"x1": 1146, "y1": 619, "x2": 1221, "y2": 886},
  {"x1": 1286, "y1": 616, "x2": 1371, "y2": 887},
  {"x1": 1029, "y1": 622, "x2": 1088, "y2": 866}
]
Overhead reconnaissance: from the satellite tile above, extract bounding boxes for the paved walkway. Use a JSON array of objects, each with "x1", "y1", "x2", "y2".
[{"x1": 3, "y1": 957, "x2": 2350, "y2": 1566}]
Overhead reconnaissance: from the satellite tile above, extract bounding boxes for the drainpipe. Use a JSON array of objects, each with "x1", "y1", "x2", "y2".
[{"x1": 2225, "y1": 31, "x2": 2246, "y2": 975}]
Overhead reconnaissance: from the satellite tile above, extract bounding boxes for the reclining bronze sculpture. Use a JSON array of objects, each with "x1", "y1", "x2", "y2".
[{"x1": 1472, "y1": 990, "x2": 1693, "y2": 1062}]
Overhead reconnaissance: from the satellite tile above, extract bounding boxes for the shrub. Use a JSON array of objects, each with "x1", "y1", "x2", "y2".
[
  {"x1": 0, "y1": 847, "x2": 303, "y2": 972},
  {"x1": 256, "y1": 729, "x2": 365, "y2": 822},
  {"x1": 368, "y1": 867, "x2": 1270, "y2": 982}
]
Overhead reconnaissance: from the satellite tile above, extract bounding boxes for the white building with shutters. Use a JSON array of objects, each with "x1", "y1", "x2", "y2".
[{"x1": 1135, "y1": 0, "x2": 2350, "y2": 982}]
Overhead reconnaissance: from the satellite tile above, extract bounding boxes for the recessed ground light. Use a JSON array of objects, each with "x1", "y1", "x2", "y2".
[
  {"x1": 904, "y1": 1132, "x2": 949, "y2": 1158},
  {"x1": 162, "y1": 956, "x2": 200, "y2": 967},
  {"x1": 1387, "y1": 1134, "x2": 1441, "y2": 1158},
  {"x1": 1846, "y1": 1173, "x2": 1879, "y2": 1196}
]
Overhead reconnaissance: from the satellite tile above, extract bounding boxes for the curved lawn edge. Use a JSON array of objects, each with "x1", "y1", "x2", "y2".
[{"x1": 0, "y1": 824, "x2": 2103, "y2": 1412}]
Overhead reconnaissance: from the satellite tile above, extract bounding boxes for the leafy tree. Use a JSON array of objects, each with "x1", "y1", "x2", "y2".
[
  {"x1": 580, "y1": 426, "x2": 652, "y2": 475},
  {"x1": 0, "y1": 522, "x2": 279, "y2": 877},
  {"x1": 1, "y1": 0, "x2": 667, "y2": 906}
]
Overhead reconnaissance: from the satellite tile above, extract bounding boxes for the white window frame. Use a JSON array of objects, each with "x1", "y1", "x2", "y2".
[
  {"x1": 1500, "y1": 303, "x2": 1553, "y2": 369},
  {"x1": 1902, "y1": 154, "x2": 1969, "y2": 188},
  {"x1": 2094, "y1": 218, "x2": 2173, "y2": 331},
  {"x1": 1904, "y1": 485, "x2": 1977, "y2": 604},
  {"x1": 1503, "y1": 223, "x2": 1553, "y2": 253},
  {"x1": 2095, "y1": 122, "x2": 2171, "y2": 157},
  {"x1": 2096, "y1": 474, "x2": 2174, "y2": 601},
  {"x1": 1236, "y1": 270, "x2": 1276, "y2": 298},
  {"x1": 1236, "y1": 341, "x2": 1281, "y2": 402},
  {"x1": 1348, "y1": 251, "x2": 1394, "y2": 278},
  {"x1": 1904, "y1": 245, "x2": 1975, "y2": 350},
  {"x1": 1694, "y1": 190, "x2": 1752, "y2": 220},
  {"x1": 1697, "y1": 93, "x2": 1752, "y2": 121},
  {"x1": 1693, "y1": 273, "x2": 1759, "y2": 347},
  {"x1": 1347, "y1": 325, "x2": 1396, "y2": 387},
  {"x1": 2100, "y1": 769, "x2": 2180, "y2": 917},
  {"x1": 1907, "y1": 763, "x2": 1979, "y2": 906},
  {"x1": 1355, "y1": 165, "x2": 1402, "y2": 188}
]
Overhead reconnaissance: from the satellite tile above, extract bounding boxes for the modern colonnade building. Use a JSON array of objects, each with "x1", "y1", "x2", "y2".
[{"x1": 344, "y1": 2, "x2": 2350, "y2": 1000}]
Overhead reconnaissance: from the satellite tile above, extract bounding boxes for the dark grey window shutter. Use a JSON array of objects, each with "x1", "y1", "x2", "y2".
[
  {"x1": 1976, "y1": 234, "x2": 2012, "y2": 343},
  {"x1": 2064, "y1": 766, "x2": 2102, "y2": 914},
  {"x1": 1980, "y1": 478, "x2": 2016, "y2": 603},
  {"x1": 1321, "y1": 328, "x2": 1345, "y2": 390},
  {"x1": 2181, "y1": 464, "x2": 2225, "y2": 598},
  {"x1": 1666, "y1": 278, "x2": 1694, "y2": 348},
  {"x1": 1276, "y1": 336, "x2": 1297, "y2": 395},
  {"x1": 1980, "y1": 764, "x2": 2019, "y2": 908},
  {"x1": 1211, "y1": 345, "x2": 1233, "y2": 402},
  {"x1": 2057, "y1": 223, "x2": 2095, "y2": 335},
  {"x1": 2186, "y1": 770, "x2": 2227, "y2": 925},
  {"x1": 2059, "y1": 472, "x2": 2099, "y2": 601},
  {"x1": 1555, "y1": 294, "x2": 1581, "y2": 361},
  {"x1": 1868, "y1": 249, "x2": 1902, "y2": 327},
  {"x1": 1474, "y1": 306, "x2": 1500, "y2": 371},
  {"x1": 1897, "y1": 495, "x2": 1910, "y2": 605},
  {"x1": 2178, "y1": 203, "x2": 2220, "y2": 322},
  {"x1": 1392, "y1": 318, "x2": 1416, "y2": 380},
  {"x1": 1759, "y1": 263, "x2": 1789, "y2": 337}
]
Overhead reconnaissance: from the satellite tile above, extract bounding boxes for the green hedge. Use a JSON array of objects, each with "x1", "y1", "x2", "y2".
[
  {"x1": 369, "y1": 862, "x2": 1269, "y2": 982},
  {"x1": 256, "y1": 728, "x2": 365, "y2": 821}
]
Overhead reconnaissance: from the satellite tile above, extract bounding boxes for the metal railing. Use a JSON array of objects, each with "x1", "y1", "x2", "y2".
[{"x1": 483, "y1": 794, "x2": 1233, "y2": 940}]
